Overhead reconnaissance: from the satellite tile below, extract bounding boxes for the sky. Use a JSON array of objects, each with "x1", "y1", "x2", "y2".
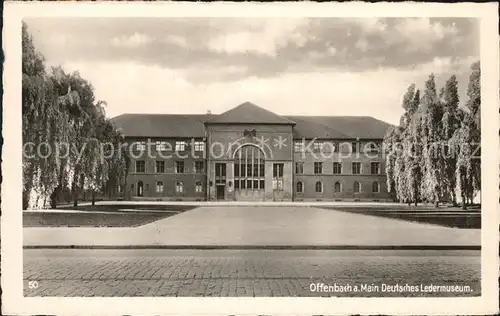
[{"x1": 25, "y1": 17, "x2": 479, "y2": 125}]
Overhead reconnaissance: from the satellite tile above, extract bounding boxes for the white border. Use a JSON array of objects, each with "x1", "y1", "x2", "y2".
[{"x1": 2, "y1": 2, "x2": 499, "y2": 315}]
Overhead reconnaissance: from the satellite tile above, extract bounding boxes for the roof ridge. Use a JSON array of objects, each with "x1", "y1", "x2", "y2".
[{"x1": 205, "y1": 101, "x2": 295, "y2": 124}]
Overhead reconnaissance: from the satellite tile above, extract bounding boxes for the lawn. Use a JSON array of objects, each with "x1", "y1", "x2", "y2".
[
  {"x1": 318, "y1": 206, "x2": 480, "y2": 229},
  {"x1": 23, "y1": 205, "x2": 197, "y2": 228}
]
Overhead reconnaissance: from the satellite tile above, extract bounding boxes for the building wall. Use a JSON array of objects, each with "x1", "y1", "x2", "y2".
[
  {"x1": 292, "y1": 139, "x2": 391, "y2": 201},
  {"x1": 205, "y1": 124, "x2": 294, "y2": 201},
  {"x1": 123, "y1": 130, "x2": 391, "y2": 201},
  {"x1": 125, "y1": 137, "x2": 207, "y2": 201}
]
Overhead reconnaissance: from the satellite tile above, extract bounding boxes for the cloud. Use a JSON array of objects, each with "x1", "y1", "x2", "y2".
[
  {"x1": 391, "y1": 18, "x2": 459, "y2": 53},
  {"x1": 164, "y1": 35, "x2": 189, "y2": 48},
  {"x1": 25, "y1": 17, "x2": 479, "y2": 86},
  {"x1": 111, "y1": 32, "x2": 152, "y2": 48},
  {"x1": 57, "y1": 55, "x2": 477, "y2": 126},
  {"x1": 207, "y1": 18, "x2": 310, "y2": 57}
]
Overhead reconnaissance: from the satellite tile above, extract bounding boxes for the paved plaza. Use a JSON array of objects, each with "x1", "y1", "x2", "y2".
[
  {"x1": 23, "y1": 206, "x2": 481, "y2": 247},
  {"x1": 24, "y1": 249, "x2": 480, "y2": 297}
]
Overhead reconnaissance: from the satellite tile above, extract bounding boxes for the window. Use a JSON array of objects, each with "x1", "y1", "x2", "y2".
[
  {"x1": 175, "y1": 161, "x2": 185, "y2": 173},
  {"x1": 233, "y1": 145, "x2": 265, "y2": 190},
  {"x1": 294, "y1": 141, "x2": 304, "y2": 152},
  {"x1": 194, "y1": 141, "x2": 205, "y2": 152},
  {"x1": 314, "y1": 162, "x2": 323, "y2": 174},
  {"x1": 156, "y1": 181, "x2": 164, "y2": 193},
  {"x1": 372, "y1": 181, "x2": 380, "y2": 193},
  {"x1": 333, "y1": 162, "x2": 342, "y2": 174},
  {"x1": 352, "y1": 162, "x2": 361, "y2": 175},
  {"x1": 315, "y1": 181, "x2": 323, "y2": 193},
  {"x1": 334, "y1": 181, "x2": 341, "y2": 192},
  {"x1": 351, "y1": 142, "x2": 358, "y2": 153},
  {"x1": 253, "y1": 163, "x2": 259, "y2": 177},
  {"x1": 215, "y1": 163, "x2": 226, "y2": 184},
  {"x1": 332, "y1": 142, "x2": 339, "y2": 152},
  {"x1": 273, "y1": 163, "x2": 284, "y2": 178},
  {"x1": 368, "y1": 142, "x2": 379, "y2": 153},
  {"x1": 234, "y1": 163, "x2": 240, "y2": 177},
  {"x1": 371, "y1": 162, "x2": 380, "y2": 175},
  {"x1": 296, "y1": 181, "x2": 303, "y2": 193},
  {"x1": 156, "y1": 141, "x2": 167, "y2": 151},
  {"x1": 354, "y1": 181, "x2": 361, "y2": 193},
  {"x1": 175, "y1": 181, "x2": 183, "y2": 193},
  {"x1": 156, "y1": 161, "x2": 165, "y2": 173},
  {"x1": 175, "y1": 141, "x2": 186, "y2": 152},
  {"x1": 135, "y1": 160, "x2": 145, "y2": 173},
  {"x1": 135, "y1": 141, "x2": 146, "y2": 151},
  {"x1": 313, "y1": 141, "x2": 324, "y2": 152},
  {"x1": 195, "y1": 181, "x2": 203, "y2": 193},
  {"x1": 194, "y1": 161, "x2": 205, "y2": 173},
  {"x1": 117, "y1": 185, "x2": 122, "y2": 193},
  {"x1": 247, "y1": 164, "x2": 253, "y2": 177},
  {"x1": 295, "y1": 162, "x2": 304, "y2": 174},
  {"x1": 131, "y1": 183, "x2": 135, "y2": 190}
]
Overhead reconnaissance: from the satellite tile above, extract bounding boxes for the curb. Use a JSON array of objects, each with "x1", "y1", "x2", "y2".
[{"x1": 23, "y1": 245, "x2": 481, "y2": 250}]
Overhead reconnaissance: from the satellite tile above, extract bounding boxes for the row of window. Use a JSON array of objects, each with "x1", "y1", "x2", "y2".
[
  {"x1": 234, "y1": 179, "x2": 266, "y2": 190},
  {"x1": 294, "y1": 141, "x2": 380, "y2": 153},
  {"x1": 135, "y1": 160, "x2": 205, "y2": 173},
  {"x1": 296, "y1": 162, "x2": 380, "y2": 175},
  {"x1": 134, "y1": 140, "x2": 205, "y2": 152},
  {"x1": 133, "y1": 140, "x2": 381, "y2": 153},
  {"x1": 130, "y1": 181, "x2": 204, "y2": 194},
  {"x1": 297, "y1": 181, "x2": 380, "y2": 193},
  {"x1": 135, "y1": 161, "x2": 380, "y2": 175}
]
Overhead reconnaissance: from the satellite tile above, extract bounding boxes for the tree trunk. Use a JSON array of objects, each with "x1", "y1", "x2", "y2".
[
  {"x1": 72, "y1": 167, "x2": 80, "y2": 207},
  {"x1": 50, "y1": 189, "x2": 57, "y2": 209},
  {"x1": 91, "y1": 191, "x2": 95, "y2": 206},
  {"x1": 414, "y1": 200, "x2": 418, "y2": 207},
  {"x1": 22, "y1": 190, "x2": 30, "y2": 210}
]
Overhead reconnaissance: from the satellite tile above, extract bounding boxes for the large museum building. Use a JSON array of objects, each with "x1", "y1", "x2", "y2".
[{"x1": 112, "y1": 102, "x2": 393, "y2": 201}]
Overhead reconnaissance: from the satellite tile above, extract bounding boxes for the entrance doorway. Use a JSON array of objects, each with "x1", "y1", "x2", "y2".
[
  {"x1": 215, "y1": 163, "x2": 226, "y2": 200},
  {"x1": 137, "y1": 181, "x2": 144, "y2": 197},
  {"x1": 216, "y1": 185, "x2": 225, "y2": 200}
]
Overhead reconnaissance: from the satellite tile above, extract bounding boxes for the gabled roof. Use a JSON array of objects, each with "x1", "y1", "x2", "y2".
[
  {"x1": 111, "y1": 102, "x2": 393, "y2": 139},
  {"x1": 285, "y1": 116, "x2": 350, "y2": 139},
  {"x1": 111, "y1": 114, "x2": 209, "y2": 138},
  {"x1": 286, "y1": 116, "x2": 392, "y2": 139},
  {"x1": 204, "y1": 101, "x2": 296, "y2": 125}
]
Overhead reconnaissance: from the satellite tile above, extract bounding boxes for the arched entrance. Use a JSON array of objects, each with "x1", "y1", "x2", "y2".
[
  {"x1": 233, "y1": 144, "x2": 266, "y2": 201},
  {"x1": 137, "y1": 181, "x2": 144, "y2": 197}
]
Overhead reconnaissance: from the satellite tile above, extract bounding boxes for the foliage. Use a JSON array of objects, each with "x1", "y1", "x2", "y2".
[
  {"x1": 383, "y1": 62, "x2": 481, "y2": 208},
  {"x1": 22, "y1": 22, "x2": 128, "y2": 209}
]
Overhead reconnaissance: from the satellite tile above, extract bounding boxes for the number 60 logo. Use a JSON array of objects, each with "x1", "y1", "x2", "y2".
[{"x1": 28, "y1": 281, "x2": 38, "y2": 289}]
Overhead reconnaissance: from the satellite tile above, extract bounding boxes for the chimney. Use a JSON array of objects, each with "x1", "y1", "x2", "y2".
[{"x1": 206, "y1": 110, "x2": 212, "y2": 116}]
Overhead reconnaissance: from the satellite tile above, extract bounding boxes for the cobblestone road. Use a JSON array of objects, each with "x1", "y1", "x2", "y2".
[{"x1": 24, "y1": 249, "x2": 480, "y2": 297}]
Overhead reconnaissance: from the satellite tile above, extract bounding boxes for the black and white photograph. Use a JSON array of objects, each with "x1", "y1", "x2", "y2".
[{"x1": 2, "y1": 2, "x2": 499, "y2": 315}]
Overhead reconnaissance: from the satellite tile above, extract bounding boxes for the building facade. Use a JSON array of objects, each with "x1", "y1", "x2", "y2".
[{"x1": 113, "y1": 102, "x2": 393, "y2": 201}]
